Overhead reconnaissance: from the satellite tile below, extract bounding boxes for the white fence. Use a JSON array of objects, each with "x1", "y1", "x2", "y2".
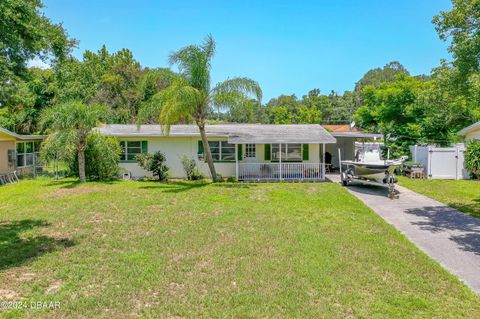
[
  {"x1": 410, "y1": 144, "x2": 468, "y2": 180},
  {"x1": 238, "y1": 163, "x2": 324, "y2": 181}
]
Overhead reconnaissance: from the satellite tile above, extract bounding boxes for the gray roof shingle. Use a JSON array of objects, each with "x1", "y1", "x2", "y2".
[{"x1": 97, "y1": 124, "x2": 336, "y2": 144}]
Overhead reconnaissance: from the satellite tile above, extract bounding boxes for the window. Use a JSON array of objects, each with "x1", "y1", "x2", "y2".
[
  {"x1": 198, "y1": 141, "x2": 236, "y2": 162},
  {"x1": 245, "y1": 144, "x2": 256, "y2": 158},
  {"x1": 219, "y1": 142, "x2": 235, "y2": 161},
  {"x1": 120, "y1": 141, "x2": 147, "y2": 161},
  {"x1": 271, "y1": 144, "x2": 302, "y2": 161},
  {"x1": 16, "y1": 141, "x2": 39, "y2": 167}
]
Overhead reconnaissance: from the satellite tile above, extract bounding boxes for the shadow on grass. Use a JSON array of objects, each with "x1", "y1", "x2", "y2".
[
  {"x1": 139, "y1": 181, "x2": 257, "y2": 193},
  {"x1": 405, "y1": 206, "x2": 480, "y2": 255},
  {"x1": 140, "y1": 181, "x2": 210, "y2": 193},
  {"x1": 0, "y1": 219, "x2": 74, "y2": 270},
  {"x1": 45, "y1": 179, "x2": 118, "y2": 189}
]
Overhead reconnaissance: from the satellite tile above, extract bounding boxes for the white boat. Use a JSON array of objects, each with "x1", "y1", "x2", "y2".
[{"x1": 340, "y1": 148, "x2": 406, "y2": 198}]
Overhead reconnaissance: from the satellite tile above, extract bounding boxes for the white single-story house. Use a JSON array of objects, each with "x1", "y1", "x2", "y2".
[
  {"x1": 0, "y1": 127, "x2": 45, "y2": 176},
  {"x1": 98, "y1": 124, "x2": 380, "y2": 181},
  {"x1": 458, "y1": 121, "x2": 480, "y2": 140}
]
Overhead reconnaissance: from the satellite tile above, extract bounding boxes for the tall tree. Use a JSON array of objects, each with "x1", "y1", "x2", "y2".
[
  {"x1": 41, "y1": 101, "x2": 106, "y2": 183},
  {"x1": 55, "y1": 46, "x2": 144, "y2": 123},
  {"x1": 0, "y1": 0, "x2": 74, "y2": 112},
  {"x1": 0, "y1": 0, "x2": 74, "y2": 80},
  {"x1": 432, "y1": 0, "x2": 480, "y2": 125},
  {"x1": 159, "y1": 35, "x2": 262, "y2": 181},
  {"x1": 354, "y1": 75, "x2": 428, "y2": 156},
  {"x1": 136, "y1": 68, "x2": 179, "y2": 124},
  {"x1": 354, "y1": 61, "x2": 410, "y2": 92},
  {"x1": 433, "y1": 0, "x2": 480, "y2": 87}
]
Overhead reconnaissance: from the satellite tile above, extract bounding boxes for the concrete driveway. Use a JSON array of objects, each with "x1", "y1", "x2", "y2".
[{"x1": 327, "y1": 174, "x2": 480, "y2": 293}]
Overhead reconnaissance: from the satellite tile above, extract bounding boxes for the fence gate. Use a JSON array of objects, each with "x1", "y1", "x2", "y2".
[
  {"x1": 427, "y1": 146, "x2": 466, "y2": 179},
  {"x1": 410, "y1": 144, "x2": 466, "y2": 180}
]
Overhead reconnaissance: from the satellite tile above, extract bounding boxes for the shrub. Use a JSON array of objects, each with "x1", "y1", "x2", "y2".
[
  {"x1": 465, "y1": 140, "x2": 480, "y2": 179},
  {"x1": 180, "y1": 156, "x2": 203, "y2": 180},
  {"x1": 70, "y1": 133, "x2": 121, "y2": 180},
  {"x1": 136, "y1": 151, "x2": 169, "y2": 181}
]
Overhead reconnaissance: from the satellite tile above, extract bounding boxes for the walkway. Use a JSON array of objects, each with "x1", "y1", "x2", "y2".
[{"x1": 327, "y1": 174, "x2": 480, "y2": 293}]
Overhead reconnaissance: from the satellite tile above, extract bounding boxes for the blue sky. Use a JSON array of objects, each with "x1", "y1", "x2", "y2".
[{"x1": 43, "y1": 0, "x2": 452, "y2": 101}]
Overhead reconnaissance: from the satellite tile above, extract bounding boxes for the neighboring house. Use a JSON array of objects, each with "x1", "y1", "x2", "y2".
[
  {"x1": 98, "y1": 124, "x2": 338, "y2": 181},
  {"x1": 0, "y1": 127, "x2": 45, "y2": 176},
  {"x1": 322, "y1": 124, "x2": 382, "y2": 167},
  {"x1": 458, "y1": 121, "x2": 480, "y2": 140}
]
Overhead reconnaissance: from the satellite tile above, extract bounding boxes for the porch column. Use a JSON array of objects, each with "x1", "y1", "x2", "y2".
[
  {"x1": 235, "y1": 143, "x2": 239, "y2": 180},
  {"x1": 279, "y1": 143, "x2": 282, "y2": 181},
  {"x1": 322, "y1": 143, "x2": 326, "y2": 180}
]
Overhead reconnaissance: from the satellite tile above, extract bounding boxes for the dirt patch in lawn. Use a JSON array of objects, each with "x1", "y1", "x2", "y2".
[
  {"x1": 0, "y1": 288, "x2": 18, "y2": 300},
  {"x1": 46, "y1": 186, "x2": 106, "y2": 198},
  {"x1": 46, "y1": 280, "x2": 63, "y2": 294}
]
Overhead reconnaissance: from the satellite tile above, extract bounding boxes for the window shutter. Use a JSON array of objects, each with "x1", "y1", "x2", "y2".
[
  {"x1": 237, "y1": 144, "x2": 243, "y2": 160},
  {"x1": 303, "y1": 144, "x2": 309, "y2": 161},
  {"x1": 198, "y1": 140, "x2": 204, "y2": 157},
  {"x1": 141, "y1": 141, "x2": 148, "y2": 153},
  {"x1": 264, "y1": 144, "x2": 271, "y2": 161}
]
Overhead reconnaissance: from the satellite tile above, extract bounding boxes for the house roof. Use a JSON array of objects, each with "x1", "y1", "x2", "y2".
[
  {"x1": 457, "y1": 121, "x2": 480, "y2": 136},
  {"x1": 322, "y1": 124, "x2": 363, "y2": 133},
  {"x1": 97, "y1": 124, "x2": 337, "y2": 144},
  {"x1": 321, "y1": 124, "x2": 382, "y2": 139},
  {"x1": 0, "y1": 127, "x2": 45, "y2": 140}
]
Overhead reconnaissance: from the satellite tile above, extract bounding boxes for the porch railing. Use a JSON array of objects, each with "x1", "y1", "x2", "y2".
[{"x1": 238, "y1": 163, "x2": 324, "y2": 181}]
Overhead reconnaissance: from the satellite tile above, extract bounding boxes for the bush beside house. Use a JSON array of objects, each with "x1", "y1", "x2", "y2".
[
  {"x1": 69, "y1": 133, "x2": 122, "y2": 181},
  {"x1": 465, "y1": 140, "x2": 480, "y2": 179},
  {"x1": 136, "y1": 151, "x2": 169, "y2": 181}
]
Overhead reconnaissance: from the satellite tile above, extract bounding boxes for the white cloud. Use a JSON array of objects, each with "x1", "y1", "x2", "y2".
[{"x1": 27, "y1": 58, "x2": 51, "y2": 69}]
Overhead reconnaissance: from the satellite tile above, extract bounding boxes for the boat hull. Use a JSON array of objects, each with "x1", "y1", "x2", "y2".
[{"x1": 341, "y1": 161, "x2": 399, "y2": 184}]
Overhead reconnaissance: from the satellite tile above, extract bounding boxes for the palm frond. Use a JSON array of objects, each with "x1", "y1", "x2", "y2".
[
  {"x1": 159, "y1": 79, "x2": 202, "y2": 134},
  {"x1": 168, "y1": 35, "x2": 215, "y2": 93},
  {"x1": 211, "y1": 77, "x2": 262, "y2": 109},
  {"x1": 201, "y1": 34, "x2": 216, "y2": 61}
]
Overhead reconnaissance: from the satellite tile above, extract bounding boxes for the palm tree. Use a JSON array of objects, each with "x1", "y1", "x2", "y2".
[
  {"x1": 160, "y1": 35, "x2": 262, "y2": 181},
  {"x1": 41, "y1": 100, "x2": 106, "y2": 183}
]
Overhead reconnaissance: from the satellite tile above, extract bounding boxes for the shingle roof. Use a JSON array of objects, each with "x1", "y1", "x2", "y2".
[
  {"x1": 97, "y1": 124, "x2": 337, "y2": 144},
  {"x1": 458, "y1": 121, "x2": 480, "y2": 136}
]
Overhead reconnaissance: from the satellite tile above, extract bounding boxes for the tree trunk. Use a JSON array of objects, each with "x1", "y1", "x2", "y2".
[
  {"x1": 198, "y1": 124, "x2": 218, "y2": 182},
  {"x1": 78, "y1": 148, "x2": 87, "y2": 183}
]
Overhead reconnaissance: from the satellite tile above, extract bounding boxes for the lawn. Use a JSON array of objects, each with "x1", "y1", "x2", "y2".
[
  {"x1": 0, "y1": 178, "x2": 479, "y2": 318},
  {"x1": 398, "y1": 177, "x2": 480, "y2": 219}
]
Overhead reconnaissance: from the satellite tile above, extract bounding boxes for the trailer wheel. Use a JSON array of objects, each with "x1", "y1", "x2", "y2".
[
  {"x1": 341, "y1": 172, "x2": 348, "y2": 186},
  {"x1": 387, "y1": 175, "x2": 398, "y2": 199}
]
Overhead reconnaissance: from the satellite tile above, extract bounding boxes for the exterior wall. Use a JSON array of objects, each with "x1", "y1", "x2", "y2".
[
  {"x1": 0, "y1": 140, "x2": 15, "y2": 173},
  {"x1": 119, "y1": 136, "x2": 236, "y2": 179},
  {"x1": 325, "y1": 137, "x2": 356, "y2": 167},
  {"x1": 117, "y1": 136, "x2": 325, "y2": 179},
  {"x1": 465, "y1": 127, "x2": 480, "y2": 140}
]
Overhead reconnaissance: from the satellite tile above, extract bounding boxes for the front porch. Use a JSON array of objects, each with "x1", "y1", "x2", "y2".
[
  {"x1": 238, "y1": 162, "x2": 324, "y2": 181},
  {"x1": 230, "y1": 142, "x2": 330, "y2": 182}
]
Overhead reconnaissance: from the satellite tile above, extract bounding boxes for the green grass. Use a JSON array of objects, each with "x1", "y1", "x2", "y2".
[
  {"x1": 0, "y1": 178, "x2": 479, "y2": 318},
  {"x1": 398, "y1": 176, "x2": 480, "y2": 219}
]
